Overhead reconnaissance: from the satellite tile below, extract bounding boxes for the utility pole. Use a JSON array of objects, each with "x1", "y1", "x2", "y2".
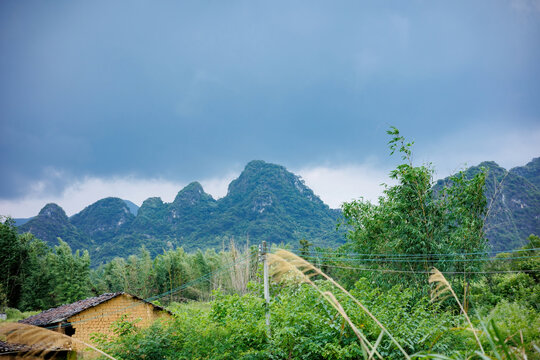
[{"x1": 260, "y1": 240, "x2": 271, "y2": 336}]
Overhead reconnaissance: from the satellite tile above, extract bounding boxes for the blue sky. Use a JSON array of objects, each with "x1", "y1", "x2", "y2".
[{"x1": 1, "y1": 0, "x2": 539, "y2": 217}]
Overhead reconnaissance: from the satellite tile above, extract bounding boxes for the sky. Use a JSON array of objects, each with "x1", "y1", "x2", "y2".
[{"x1": 1, "y1": 0, "x2": 539, "y2": 218}]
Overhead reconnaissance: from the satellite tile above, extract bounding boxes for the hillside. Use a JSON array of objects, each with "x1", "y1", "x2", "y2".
[
  {"x1": 17, "y1": 161, "x2": 344, "y2": 264},
  {"x1": 70, "y1": 197, "x2": 136, "y2": 244},
  {"x1": 511, "y1": 157, "x2": 540, "y2": 189},
  {"x1": 434, "y1": 158, "x2": 540, "y2": 251},
  {"x1": 18, "y1": 203, "x2": 91, "y2": 250}
]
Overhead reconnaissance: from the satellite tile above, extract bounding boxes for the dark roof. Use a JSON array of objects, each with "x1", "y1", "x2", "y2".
[
  {"x1": 19, "y1": 292, "x2": 170, "y2": 327},
  {"x1": 20, "y1": 293, "x2": 121, "y2": 326}
]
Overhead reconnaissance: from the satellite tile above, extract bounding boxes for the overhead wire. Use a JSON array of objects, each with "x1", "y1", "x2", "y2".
[
  {"x1": 316, "y1": 263, "x2": 540, "y2": 275},
  {"x1": 292, "y1": 252, "x2": 540, "y2": 263},
  {"x1": 286, "y1": 247, "x2": 540, "y2": 258}
]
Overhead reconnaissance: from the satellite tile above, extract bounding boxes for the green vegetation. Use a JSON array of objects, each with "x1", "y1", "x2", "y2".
[
  {"x1": 1, "y1": 216, "x2": 92, "y2": 310},
  {"x1": 2, "y1": 219, "x2": 256, "y2": 310},
  {"x1": 2, "y1": 129, "x2": 538, "y2": 358},
  {"x1": 92, "y1": 242, "x2": 539, "y2": 359},
  {"x1": 0, "y1": 308, "x2": 40, "y2": 323},
  {"x1": 341, "y1": 127, "x2": 487, "y2": 291}
]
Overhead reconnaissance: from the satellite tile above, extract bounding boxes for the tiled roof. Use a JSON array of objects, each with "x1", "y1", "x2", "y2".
[
  {"x1": 19, "y1": 293, "x2": 122, "y2": 326},
  {"x1": 19, "y1": 292, "x2": 171, "y2": 327}
]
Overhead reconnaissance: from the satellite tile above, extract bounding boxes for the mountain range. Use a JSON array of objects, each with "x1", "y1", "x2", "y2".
[
  {"x1": 15, "y1": 158, "x2": 540, "y2": 265},
  {"x1": 18, "y1": 161, "x2": 344, "y2": 264}
]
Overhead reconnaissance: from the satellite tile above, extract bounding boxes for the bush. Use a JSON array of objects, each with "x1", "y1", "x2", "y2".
[
  {"x1": 470, "y1": 273, "x2": 540, "y2": 311},
  {"x1": 5, "y1": 307, "x2": 22, "y2": 320},
  {"x1": 481, "y1": 301, "x2": 540, "y2": 358},
  {"x1": 348, "y1": 279, "x2": 470, "y2": 358}
]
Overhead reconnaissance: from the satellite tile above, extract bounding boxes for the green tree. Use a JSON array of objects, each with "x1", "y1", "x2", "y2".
[
  {"x1": 50, "y1": 239, "x2": 91, "y2": 304},
  {"x1": 154, "y1": 247, "x2": 190, "y2": 303},
  {"x1": 471, "y1": 235, "x2": 540, "y2": 310},
  {"x1": 341, "y1": 127, "x2": 487, "y2": 289},
  {"x1": 18, "y1": 235, "x2": 55, "y2": 311},
  {"x1": 0, "y1": 217, "x2": 29, "y2": 308}
]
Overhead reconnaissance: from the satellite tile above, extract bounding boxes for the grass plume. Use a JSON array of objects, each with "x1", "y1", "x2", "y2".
[
  {"x1": 269, "y1": 249, "x2": 411, "y2": 359},
  {"x1": 429, "y1": 267, "x2": 485, "y2": 355}
]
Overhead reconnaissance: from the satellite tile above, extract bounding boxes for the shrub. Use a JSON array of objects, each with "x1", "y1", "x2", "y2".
[{"x1": 482, "y1": 301, "x2": 540, "y2": 358}]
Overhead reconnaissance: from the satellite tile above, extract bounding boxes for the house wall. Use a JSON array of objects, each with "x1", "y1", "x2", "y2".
[{"x1": 67, "y1": 294, "x2": 170, "y2": 351}]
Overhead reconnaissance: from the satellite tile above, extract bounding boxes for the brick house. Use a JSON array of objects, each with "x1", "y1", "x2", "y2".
[{"x1": 15, "y1": 292, "x2": 171, "y2": 351}]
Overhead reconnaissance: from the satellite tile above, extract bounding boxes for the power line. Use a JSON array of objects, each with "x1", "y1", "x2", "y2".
[
  {"x1": 317, "y1": 263, "x2": 540, "y2": 275},
  {"x1": 294, "y1": 252, "x2": 540, "y2": 263},
  {"x1": 288, "y1": 247, "x2": 540, "y2": 258}
]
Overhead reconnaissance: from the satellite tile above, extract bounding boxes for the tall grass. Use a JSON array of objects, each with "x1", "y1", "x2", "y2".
[
  {"x1": 429, "y1": 267, "x2": 485, "y2": 355},
  {"x1": 269, "y1": 249, "x2": 411, "y2": 359},
  {"x1": 427, "y1": 268, "x2": 538, "y2": 359},
  {"x1": 228, "y1": 238, "x2": 253, "y2": 295}
]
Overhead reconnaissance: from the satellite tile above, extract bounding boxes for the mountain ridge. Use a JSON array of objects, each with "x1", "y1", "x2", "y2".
[
  {"x1": 18, "y1": 160, "x2": 344, "y2": 264},
  {"x1": 14, "y1": 158, "x2": 539, "y2": 264}
]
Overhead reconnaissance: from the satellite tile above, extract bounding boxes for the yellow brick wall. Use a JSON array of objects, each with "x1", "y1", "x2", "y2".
[{"x1": 67, "y1": 294, "x2": 170, "y2": 351}]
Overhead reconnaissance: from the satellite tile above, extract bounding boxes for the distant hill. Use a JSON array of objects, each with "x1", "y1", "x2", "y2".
[
  {"x1": 18, "y1": 203, "x2": 92, "y2": 251},
  {"x1": 13, "y1": 198, "x2": 138, "y2": 226},
  {"x1": 15, "y1": 158, "x2": 538, "y2": 264},
  {"x1": 511, "y1": 157, "x2": 540, "y2": 189},
  {"x1": 17, "y1": 161, "x2": 344, "y2": 265},
  {"x1": 434, "y1": 158, "x2": 540, "y2": 252},
  {"x1": 70, "y1": 197, "x2": 136, "y2": 245}
]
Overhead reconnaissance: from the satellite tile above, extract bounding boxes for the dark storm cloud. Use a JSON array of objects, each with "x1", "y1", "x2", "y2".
[{"x1": 1, "y1": 0, "x2": 539, "y2": 199}]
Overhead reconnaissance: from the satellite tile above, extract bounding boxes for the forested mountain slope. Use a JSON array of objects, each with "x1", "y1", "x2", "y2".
[
  {"x1": 18, "y1": 203, "x2": 91, "y2": 251},
  {"x1": 15, "y1": 158, "x2": 539, "y2": 263},
  {"x1": 17, "y1": 161, "x2": 344, "y2": 264},
  {"x1": 434, "y1": 158, "x2": 539, "y2": 251}
]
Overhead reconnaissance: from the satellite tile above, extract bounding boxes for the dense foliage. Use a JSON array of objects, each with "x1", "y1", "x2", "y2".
[
  {"x1": 0, "y1": 216, "x2": 92, "y2": 311},
  {"x1": 91, "y1": 241, "x2": 257, "y2": 302},
  {"x1": 1, "y1": 220, "x2": 257, "y2": 310},
  {"x1": 340, "y1": 128, "x2": 487, "y2": 291},
  {"x1": 94, "y1": 242, "x2": 539, "y2": 359},
  {"x1": 94, "y1": 281, "x2": 465, "y2": 360}
]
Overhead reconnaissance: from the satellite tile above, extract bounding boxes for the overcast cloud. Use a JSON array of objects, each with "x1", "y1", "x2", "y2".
[{"x1": 1, "y1": 0, "x2": 539, "y2": 217}]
